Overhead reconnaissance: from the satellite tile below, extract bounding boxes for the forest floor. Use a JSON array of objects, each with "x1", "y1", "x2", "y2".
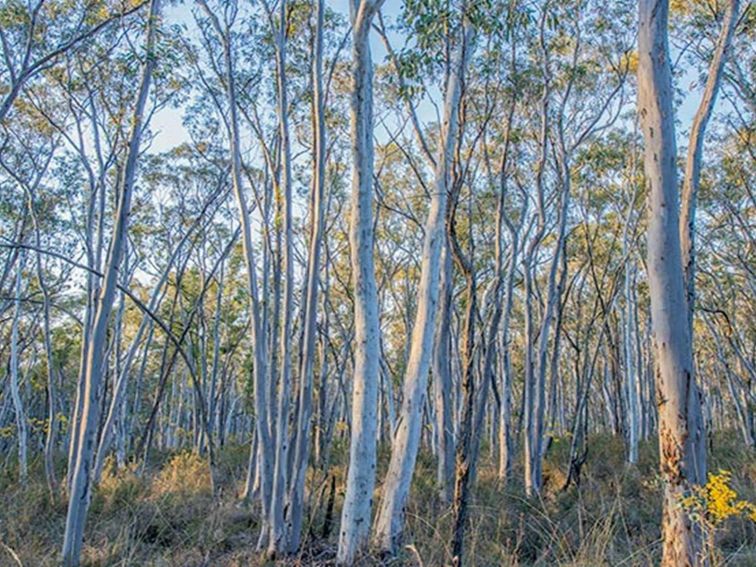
[{"x1": 1, "y1": 432, "x2": 754, "y2": 566}]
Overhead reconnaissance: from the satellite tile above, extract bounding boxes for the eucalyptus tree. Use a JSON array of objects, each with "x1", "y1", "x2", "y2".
[
  {"x1": 673, "y1": 0, "x2": 743, "y2": 501},
  {"x1": 637, "y1": 0, "x2": 706, "y2": 563},
  {"x1": 511, "y1": 0, "x2": 632, "y2": 495},
  {"x1": 337, "y1": 0, "x2": 385, "y2": 563},
  {"x1": 696, "y1": 123, "x2": 755, "y2": 448},
  {"x1": 194, "y1": 0, "x2": 277, "y2": 548},
  {"x1": 373, "y1": 2, "x2": 475, "y2": 554},
  {"x1": 25, "y1": 25, "x2": 157, "y2": 491},
  {"x1": 287, "y1": 0, "x2": 329, "y2": 553},
  {"x1": 256, "y1": 0, "x2": 296, "y2": 553},
  {"x1": 7, "y1": 150, "x2": 60, "y2": 493},
  {"x1": 62, "y1": 1, "x2": 161, "y2": 564},
  {"x1": 8, "y1": 249, "x2": 27, "y2": 484},
  {"x1": 0, "y1": 88, "x2": 62, "y2": 491},
  {"x1": 92, "y1": 152, "x2": 231, "y2": 482},
  {"x1": 677, "y1": 0, "x2": 742, "y2": 331}
]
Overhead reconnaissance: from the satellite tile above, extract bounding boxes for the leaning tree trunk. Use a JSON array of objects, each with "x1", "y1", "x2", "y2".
[
  {"x1": 337, "y1": 1, "x2": 384, "y2": 564},
  {"x1": 61, "y1": 3, "x2": 160, "y2": 565},
  {"x1": 680, "y1": 0, "x2": 740, "y2": 331},
  {"x1": 675, "y1": 0, "x2": 739, "y2": 491},
  {"x1": 637, "y1": 1, "x2": 707, "y2": 564},
  {"x1": 197, "y1": 0, "x2": 274, "y2": 540},
  {"x1": 373, "y1": 16, "x2": 473, "y2": 555}
]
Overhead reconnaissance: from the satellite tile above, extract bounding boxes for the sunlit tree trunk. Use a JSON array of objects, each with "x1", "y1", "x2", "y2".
[
  {"x1": 637, "y1": 1, "x2": 706, "y2": 564},
  {"x1": 676, "y1": 0, "x2": 739, "y2": 491},
  {"x1": 62, "y1": 3, "x2": 160, "y2": 564},
  {"x1": 373, "y1": 17, "x2": 473, "y2": 554}
]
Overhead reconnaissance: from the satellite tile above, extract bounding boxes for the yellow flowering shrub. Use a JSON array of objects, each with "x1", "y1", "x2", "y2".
[{"x1": 681, "y1": 470, "x2": 756, "y2": 527}]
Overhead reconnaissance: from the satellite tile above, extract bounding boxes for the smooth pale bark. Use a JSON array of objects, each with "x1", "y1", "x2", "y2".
[
  {"x1": 337, "y1": 1, "x2": 384, "y2": 563},
  {"x1": 498, "y1": 183, "x2": 527, "y2": 485},
  {"x1": 205, "y1": 259, "x2": 224, "y2": 450},
  {"x1": 268, "y1": 0, "x2": 295, "y2": 554},
  {"x1": 680, "y1": 0, "x2": 741, "y2": 329},
  {"x1": 9, "y1": 252, "x2": 27, "y2": 485},
  {"x1": 623, "y1": 260, "x2": 641, "y2": 464},
  {"x1": 433, "y1": 242, "x2": 455, "y2": 501},
  {"x1": 497, "y1": 99, "x2": 523, "y2": 484},
  {"x1": 620, "y1": 146, "x2": 643, "y2": 463},
  {"x1": 373, "y1": 19, "x2": 473, "y2": 554},
  {"x1": 675, "y1": 0, "x2": 739, "y2": 490},
  {"x1": 287, "y1": 0, "x2": 327, "y2": 553},
  {"x1": 522, "y1": 9, "x2": 552, "y2": 496},
  {"x1": 61, "y1": 3, "x2": 160, "y2": 565},
  {"x1": 637, "y1": 1, "x2": 706, "y2": 564},
  {"x1": 622, "y1": 192, "x2": 642, "y2": 464},
  {"x1": 529, "y1": 99, "x2": 573, "y2": 496},
  {"x1": 67, "y1": 77, "x2": 115, "y2": 493}
]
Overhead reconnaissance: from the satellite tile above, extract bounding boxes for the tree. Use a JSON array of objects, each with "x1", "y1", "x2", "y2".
[
  {"x1": 337, "y1": 0, "x2": 385, "y2": 563},
  {"x1": 373, "y1": 8, "x2": 474, "y2": 554},
  {"x1": 637, "y1": 0, "x2": 706, "y2": 564},
  {"x1": 62, "y1": 1, "x2": 161, "y2": 563}
]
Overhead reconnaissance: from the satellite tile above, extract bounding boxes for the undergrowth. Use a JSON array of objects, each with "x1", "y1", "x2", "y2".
[{"x1": 0, "y1": 433, "x2": 753, "y2": 566}]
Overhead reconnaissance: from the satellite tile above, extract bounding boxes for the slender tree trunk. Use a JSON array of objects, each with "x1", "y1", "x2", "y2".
[
  {"x1": 373, "y1": 18, "x2": 473, "y2": 554},
  {"x1": 680, "y1": 0, "x2": 740, "y2": 330},
  {"x1": 433, "y1": 242, "x2": 455, "y2": 501},
  {"x1": 676, "y1": 0, "x2": 739, "y2": 492},
  {"x1": 61, "y1": 3, "x2": 160, "y2": 564},
  {"x1": 23, "y1": 176, "x2": 58, "y2": 495},
  {"x1": 287, "y1": 0, "x2": 327, "y2": 551},
  {"x1": 197, "y1": 1, "x2": 274, "y2": 539},
  {"x1": 9, "y1": 252, "x2": 27, "y2": 485},
  {"x1": 268, "y1": 0, "x2": 295, "y2": 553},
  {"x1": 337, "y1": 1, "x2": 384, "y2": 563}
]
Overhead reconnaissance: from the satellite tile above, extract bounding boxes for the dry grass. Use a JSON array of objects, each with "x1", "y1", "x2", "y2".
[{"x1": 0, "y1": 433, "x2": 754, "y2": 566}]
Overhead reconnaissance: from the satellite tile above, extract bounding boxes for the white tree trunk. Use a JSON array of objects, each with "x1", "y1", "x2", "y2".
[
  {"x1": 9, "y1": 251, "x2": 27, "y2": 485},
  {"x1": 337, "y1": 1, "x2": 384, "y2": 563},
  {"x1": 61, "y1": 4, "x2": 160, "y2": 565},
  {"x1": 197, "y1": 1, "x2": 275, "y2": 539},
  {"x1": 373, "y1": 18, "x2": 473, "y2": 554},
  {"x1": 638, "y1": 1, "x2": 707, "y2": 564},
  {"x1": 680, "y1": 0, "x2": 740, "y2": 328},
  {"x1": 268, "y1": 0, "x2": 295, "y2": 554},
  {"x1": 287, "y1": 0, "x2": 327, "y2": 551},
  {"x1": 433, "y1": 242, "x2": 455, "y2": 501}
]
